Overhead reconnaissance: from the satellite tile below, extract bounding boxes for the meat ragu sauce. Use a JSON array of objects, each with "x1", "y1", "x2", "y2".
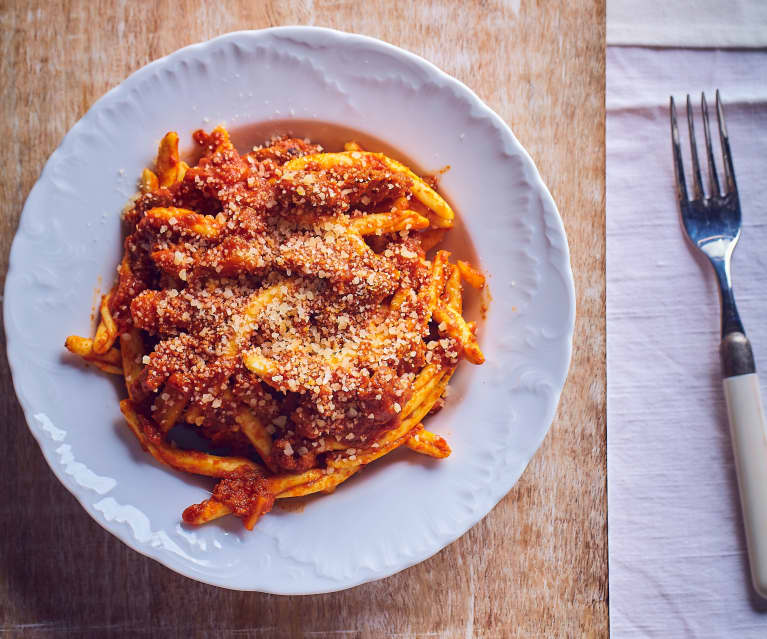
[{"x1": 112, "y1": 128, "x2": 462, "y2": 475}]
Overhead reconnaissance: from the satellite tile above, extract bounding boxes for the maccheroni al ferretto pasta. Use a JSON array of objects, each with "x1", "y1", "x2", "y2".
[{"x1": 66, "y1": 126, "x2": 485, "y2": 530}]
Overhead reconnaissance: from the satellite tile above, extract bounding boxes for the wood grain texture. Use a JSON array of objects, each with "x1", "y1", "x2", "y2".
[{"x1": 0, "y1": 1, "x2": 606, "y2": 637}]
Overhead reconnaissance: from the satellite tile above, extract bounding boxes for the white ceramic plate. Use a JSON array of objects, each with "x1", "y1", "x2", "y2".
[{"x1": 5, "y1": 27, "x2": 574, "y2": 594}]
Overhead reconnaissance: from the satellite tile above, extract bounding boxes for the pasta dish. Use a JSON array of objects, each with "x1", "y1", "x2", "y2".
[{"x1": 65, "y1": 126, "x2": 485, "y2": 529}]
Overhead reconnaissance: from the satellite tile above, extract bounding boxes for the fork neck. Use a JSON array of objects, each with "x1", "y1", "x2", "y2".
[
  {"x1": 712, "y1": 257, "x2": 754, "y2": 377},
  {"x1": 712, "y1": 258, "x2": 745, "y2": 338}
]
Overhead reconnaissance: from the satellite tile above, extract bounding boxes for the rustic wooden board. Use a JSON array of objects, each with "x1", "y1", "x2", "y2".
[{"x1": 0, "y1": 1, "x2": 606, "y2": 637}]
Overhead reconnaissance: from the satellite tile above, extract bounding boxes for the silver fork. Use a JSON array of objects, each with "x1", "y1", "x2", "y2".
[{"x1": 671, "y1": 91, "x2": 767, "y2": 599}]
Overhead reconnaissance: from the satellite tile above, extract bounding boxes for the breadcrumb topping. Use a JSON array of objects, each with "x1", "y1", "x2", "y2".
[{"x1": 110, "y1": 131, "x2": 461, "y2": 471}]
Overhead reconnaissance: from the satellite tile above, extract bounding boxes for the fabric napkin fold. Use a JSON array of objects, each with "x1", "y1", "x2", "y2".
[
  {"x1": 607, "y1": 46, "x2": 767, "y2": 637},
  {"x1": 607, "y1": 0, "x2": 767, "y2": 48}
]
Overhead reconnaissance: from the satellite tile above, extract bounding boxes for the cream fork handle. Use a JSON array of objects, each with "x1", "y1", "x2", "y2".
[{"x1": 724, "y1": 371, "x2": 767, "y2": 598}]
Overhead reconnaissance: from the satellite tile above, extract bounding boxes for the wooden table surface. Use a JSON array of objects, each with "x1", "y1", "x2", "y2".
[{"x1": 0, "y1": 1, "x2": 605, "y2": 637}]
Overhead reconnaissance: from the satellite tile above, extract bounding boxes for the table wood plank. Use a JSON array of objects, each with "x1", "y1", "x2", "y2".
[{"x1": 0, "y1": 1, "x2": 606, "y2": 636}]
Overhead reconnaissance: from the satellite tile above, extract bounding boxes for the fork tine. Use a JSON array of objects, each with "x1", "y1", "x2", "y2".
[
  {"x1": 686, "y1": 94, "x2": 704, "y2": 200},
  {"x1": 701, "y1": 92, "x2": 721, "y2": 197},
  {"x1": 716, "y1": 90, "x2": 737, "y2": 194},
  {"x1": 670, "y1": 96, "x2": 689, "y2": 203}
]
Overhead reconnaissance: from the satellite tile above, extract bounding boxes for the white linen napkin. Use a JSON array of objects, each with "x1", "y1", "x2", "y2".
[
  {"x1": 607, "y1": 46, "x2": 767, "y2": 637},
  {"x1": 607, "y1": 0, "x2": 767, "y2": 47}
]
